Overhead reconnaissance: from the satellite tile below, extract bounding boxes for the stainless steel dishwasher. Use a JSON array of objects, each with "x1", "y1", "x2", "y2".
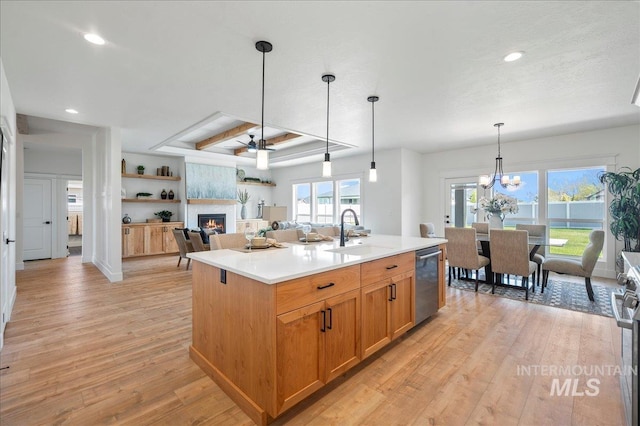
[{"x1": 415, "y1": 246, "x2": 442, "y2": 324}]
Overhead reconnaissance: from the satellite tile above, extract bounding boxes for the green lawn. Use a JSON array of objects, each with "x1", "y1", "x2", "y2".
[
  {"x1": 548, "y1": 228, "x2": 593, "y2": 256},
  {"x1": 502, "y1": 226, "x2": 594, "y2": 257}
]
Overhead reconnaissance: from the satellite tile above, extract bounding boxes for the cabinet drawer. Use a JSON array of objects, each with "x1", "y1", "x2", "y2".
[
  {"x1": 361, "y1": 252, "x2": 414, "y2": 287},
  {"x1": 276, "y1": 265, "x2": 360, "y2": 315}
]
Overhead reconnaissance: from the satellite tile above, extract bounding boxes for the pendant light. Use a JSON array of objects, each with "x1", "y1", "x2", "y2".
[
  {"x1": 255, "y1": 40, "x2": 273, "y2": 170},
  {"x1": 322, "y1": 74, "x2": 335, "y2": 177},
  {"x1": 479, "y1": 123, "x2": 521, "y2": 189},
  {"x1": 367, "y1": 95, "x2": 379, "y2": 182}
]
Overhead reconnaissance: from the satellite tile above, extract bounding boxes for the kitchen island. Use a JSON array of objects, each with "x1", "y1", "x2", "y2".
[{"x1": 188, "y1": 235, "x2": 447, "y2": 425}]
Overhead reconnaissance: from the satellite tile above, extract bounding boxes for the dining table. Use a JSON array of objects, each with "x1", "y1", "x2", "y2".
[{"x1": 474, "y1": 232, "x2": 568, "y2": 285}]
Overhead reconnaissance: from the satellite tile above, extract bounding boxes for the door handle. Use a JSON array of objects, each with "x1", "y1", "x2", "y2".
[
  {"x1": 5, "y1": 238, "x2": 15, "y2": 245},
  {"x1": 327, "y1": 307, "x2": 332, "y2": 330},
  {"x1": 391, "y1": 283, "x2": 397, "y2": 300},
  {"x1": 388, "y1": 284, "x2": 393, "y2": 301},
  {"x1": 320, "y1": 310, "x2": 326, "y2": 332},
  {"x1": 44, "y1": 221, "x2": 51, "y2": 224}
]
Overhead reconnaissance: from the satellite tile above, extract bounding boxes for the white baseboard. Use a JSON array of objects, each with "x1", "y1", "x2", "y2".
[
  {"x1": 15, "y1": 261, "x2": 24, "y2": 271},
  {"x1": 93, "y1": 258, "x2": 123, "y2": 283}
]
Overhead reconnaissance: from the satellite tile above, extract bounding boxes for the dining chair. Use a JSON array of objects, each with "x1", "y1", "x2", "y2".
[
  {"x1": 541, "y1": 230, "x2": 605, "y2": 301},
  {"x1": 419, "y1": 223, "x2": 436, "y2": 238},
  {"x1": 172, "y1": 229, "x2": 193, "y2": 270},
  {"x1": 489, "y1": 229, "x2": 537, "y2": 300},
  {"x1": 209, "y1": 233, "x2": 249, "y2": 250},
  {"x1": 443, "y1": 227, "x2": 490, "y2": 291},
  {"x1": 265, "y1": 229, "x2": 301, "y2": 242},
  {"x1": 515, "y1": 224, "x2": 547, "y2": 286},
  {"x1": 187, "y1": 231, "x2": 208, "y2": 252},
  {"x1": 471, "y1": 222, "x2": 489, "y2": 235}
]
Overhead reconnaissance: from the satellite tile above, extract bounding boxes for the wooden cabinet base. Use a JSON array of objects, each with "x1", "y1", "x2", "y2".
[{"x1": 189, "y1": 346, "x2": 270, "y2": 426}]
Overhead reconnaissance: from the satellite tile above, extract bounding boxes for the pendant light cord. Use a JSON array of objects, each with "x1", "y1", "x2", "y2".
[
  {"x1": 371, "y1": 101, "x2": 375, "y2": 162},
  {"x1": 326, "y1": 78, "x2": 330, "y2": 154},
  {"x1": 261, "y1": 49, "x2": 265, "y2": 149},
  {"x1": 497, "y1": 123, "x2": 501, "y2": 158}
]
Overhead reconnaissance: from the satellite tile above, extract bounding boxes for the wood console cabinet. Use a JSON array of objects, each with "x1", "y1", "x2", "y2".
[{"x1": 121, "y1": 221, "x2": 183, "y2": 258}]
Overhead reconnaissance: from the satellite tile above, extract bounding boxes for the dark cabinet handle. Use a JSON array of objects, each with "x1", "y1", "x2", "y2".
[
  {"x1": 388, "y1": 284, "x2": 393, "y2": 302},
  {"x1": 317, "y1": 282, "x2": 335, "y2": 290},
  {"x1": 391, "y1": 283, "x2": 397, "y2": 300},
  {"x1": 44, "y1": 221, "x2": 51, "y2": 224},
  {"x1": 5, "y1": 238, "x2": 15, "y2": 244},
  {"x1": 385, "y1": 265, "x2": 398, "y2": 270},
  {"x1": 320, "y1": 310, "x2": 326, "y2": 332},
  {"x1": 327, "y1": 308, "x2": 333, "y2": 330}
]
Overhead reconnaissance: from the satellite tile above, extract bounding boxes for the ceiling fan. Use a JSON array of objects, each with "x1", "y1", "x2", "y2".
[{"x1": 235, "y1": 134, "x2": 275, "y2": 152}]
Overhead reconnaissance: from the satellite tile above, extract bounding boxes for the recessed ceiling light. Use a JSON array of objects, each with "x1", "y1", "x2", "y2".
[
  {"x1": 83, "y1": 33, "x2": 105, "y2": 45},
  {"x1": 504, "y1": 51, "x2": 524, "y2": 62},
  {"x1": 65, "y1": 108, "x2": 79, "y2": 114}
]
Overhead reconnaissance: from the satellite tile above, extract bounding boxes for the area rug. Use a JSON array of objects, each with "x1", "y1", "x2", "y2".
[{"x1": 448, "y1": 275, "x2": 619, "y2": 318}]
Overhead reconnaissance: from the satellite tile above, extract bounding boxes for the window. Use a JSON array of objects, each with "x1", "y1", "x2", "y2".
[
  {"x1": 546, "y1": 167, "x2": 605, "y2": 257},
  {"x1": 293, "y1": 183, "x2": 310, "y2": 222},
  {"x1": 492, "y1": 171, "x2": 539, "y2": 226},
  {"x1": 314, "y1": 181, "x2": 333, "y2": 224},
  {"x1": 292, "y1": 177, "x2": 361, "y2": 224}
]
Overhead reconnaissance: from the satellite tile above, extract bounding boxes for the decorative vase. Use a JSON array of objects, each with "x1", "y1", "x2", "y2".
[
  {"x1": 161, "y1": 189, "x2": 167, "y2": 199},
  {"x1": 489, "y1": 214, "x2": 504, "y2": 229},
  {"x1": 122, "y1": 214, "x2": 132, "y2": 224},
  {"x1": 168, "y1": 190, "x2": 174, "y2": 200},
  {"x1": 241, "y1": 204, "x2": 247, "y2": 220}
]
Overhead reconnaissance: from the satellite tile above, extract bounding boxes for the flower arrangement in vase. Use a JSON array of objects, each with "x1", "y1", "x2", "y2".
[{"x1": 477, "y1": 193, "x2": 519, "y2": 221}]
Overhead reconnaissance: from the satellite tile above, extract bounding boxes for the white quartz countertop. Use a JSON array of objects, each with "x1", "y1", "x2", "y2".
[{"x1": 188, "y1": 234, "x2": 447, "y2": 284}]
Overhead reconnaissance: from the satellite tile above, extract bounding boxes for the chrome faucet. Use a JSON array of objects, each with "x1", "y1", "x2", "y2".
[{"x1": 339, "y1": 208, "x2": 360, "y2": 247}]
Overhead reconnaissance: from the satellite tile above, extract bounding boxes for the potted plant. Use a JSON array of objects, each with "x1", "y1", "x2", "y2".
[
  {"x1": 136, "y1": 192, "x2": 152, "y2": 199},
  {"x1": 154, "y1": 210, "x2": 173, "y2": 222},
  {"x1": 237, "y1": 189, "x2": 250, "y2": 220},
  {"x1": 137, "y1": 165, "x2": 145, "y2": 175},
  {"x1": 599, "y1": 167, "x2": 640, "y2": 263}
]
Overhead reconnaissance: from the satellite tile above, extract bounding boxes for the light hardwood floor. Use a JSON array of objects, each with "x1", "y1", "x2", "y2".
[{"x1": 1, "y1": 255, "x2": 626, "y2": 425}]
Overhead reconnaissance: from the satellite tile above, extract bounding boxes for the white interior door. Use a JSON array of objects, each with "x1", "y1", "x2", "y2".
[
  {"x1": 444, "y1": 177, "x2": 480, "y2": 228},
  {"x1": 23, "y1": 178, "x2": 52, "y2": 260}
]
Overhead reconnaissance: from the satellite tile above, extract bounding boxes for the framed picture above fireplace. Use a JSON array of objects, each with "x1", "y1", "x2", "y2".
[{"x1": 186, "y1": 163, "x2": 236, "y2": 200}]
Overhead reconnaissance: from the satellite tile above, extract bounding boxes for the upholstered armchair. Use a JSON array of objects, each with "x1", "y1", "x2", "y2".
[
  {"x1": 489, "y1": 229, "x2": 537, "y2": 300},
  {"x1": 542, "y1": 230, "x2": 605, "y2": 301},
  {"x1": 444, "y1": 227, "x2": 490, "y2": 291}
]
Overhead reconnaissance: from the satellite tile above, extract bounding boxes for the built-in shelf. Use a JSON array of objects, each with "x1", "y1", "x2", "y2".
[
  {"x1": 122, "y1": 198, "x2": 181, "y2": 203},
  {"x1": 187, "y1": 199, "x2": 236, "y2": 205},
  {"x1": 238, "y1": 181, "x2": 276, "y2": 187},
  {"x1": 122, "y1": 173, "x2": 181, "y2": 181}
]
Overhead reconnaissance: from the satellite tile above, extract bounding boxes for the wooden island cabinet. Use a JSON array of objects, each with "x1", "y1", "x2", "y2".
[{"x1": 189, "y1": 237, "x2": 446, "y2": 425}]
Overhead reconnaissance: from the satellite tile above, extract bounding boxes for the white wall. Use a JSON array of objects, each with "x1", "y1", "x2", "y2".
[
  {"x1": 92, "y1": 127, "x2": 122, "y2": 282},
  {"x1": 271, "y1": 148, "x2": 423, "y2": 236},
  {"x1": 24, "y1": 148, "x2": 81, "y2": 175},
  {"x1": 422, "y1": 124, "x2": 640, "y2": 278}
]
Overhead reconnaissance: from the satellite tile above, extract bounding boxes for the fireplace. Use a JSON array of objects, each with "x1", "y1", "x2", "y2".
[{"x1": 198, "y1": 214, "x2": 226, "y2": 234}]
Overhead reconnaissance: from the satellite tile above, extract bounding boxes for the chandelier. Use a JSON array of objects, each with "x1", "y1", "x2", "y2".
[{"x1": 479, "y1": 123, "x2": 520, "y2": 189}]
